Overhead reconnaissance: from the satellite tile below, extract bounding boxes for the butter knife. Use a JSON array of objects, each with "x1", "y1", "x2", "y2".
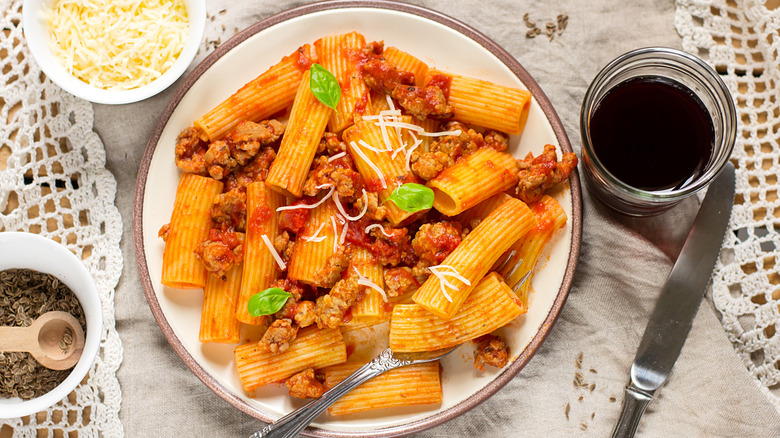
[{"x1": 611, "y1": 162, "x2": 735, "y2": 438}]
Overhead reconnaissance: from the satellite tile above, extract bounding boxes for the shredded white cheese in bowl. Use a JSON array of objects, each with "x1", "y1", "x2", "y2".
[{"x1": 22, "y1": 0, "x2": 206, "y2": 104}]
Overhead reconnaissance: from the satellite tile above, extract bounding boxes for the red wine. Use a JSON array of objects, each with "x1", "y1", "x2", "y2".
[{"x1": 589, "y1": 76, "x2": 714, "y2": 192}]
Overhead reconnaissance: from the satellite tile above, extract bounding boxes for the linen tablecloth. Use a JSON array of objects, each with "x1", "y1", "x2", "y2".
[{"x1": 98, "y1": 0, "x2": 780, "y2": 436}]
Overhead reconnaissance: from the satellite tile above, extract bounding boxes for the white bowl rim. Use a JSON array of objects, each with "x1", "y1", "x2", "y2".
[
  {"x1": 0, "y1": 232, "x2": 103, "y2": 419},
  {"x1": 21, "y1": 0, "x2": 207, "y2": 105}
]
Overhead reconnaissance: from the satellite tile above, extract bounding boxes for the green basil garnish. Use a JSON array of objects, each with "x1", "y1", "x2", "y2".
[
  {"x1": 247, "y1": 287, "x2": 292, "y2": 317},
  {"x1": 385, "y1": 183, "x2": 434, "y2": 212},
  {"x1": 309, "y1": 64, "x2": 341, "y2": 111}
]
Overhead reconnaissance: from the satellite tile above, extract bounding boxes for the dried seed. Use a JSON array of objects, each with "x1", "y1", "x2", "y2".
[
  {"x1": 546, "y1": 22, "x2": 556, "y2": 41},
  {"x1": 565, "y1": 402, "x2": 570, "y2": 420},
  {"x1": 557, "y1": 14, "x2": 569, "y2": 34},
  {"x1": 580, "y1": 423, "x2": 588, "y2": 431},
  {"x1": 526, "y1": 28, "x2": 541, "y2": 38},
  {"x1": 591, "y1": 412, "x2": 595, "y2": 420},
  {"x1": 578, "y1": 395, "x2": 584, "y2": 402},
  {"x1": 609, "y1": 396, "x2": 617, "y2": 402},
  {"x1": 589, "y1": 368, "x2": 597, "y2": 374},
  {"x1": 589, "y1": 383, "x2": 596, "y2": 392}
]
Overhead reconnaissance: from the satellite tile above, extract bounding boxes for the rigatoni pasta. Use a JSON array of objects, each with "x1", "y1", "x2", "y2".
[
  {"x1": 161, "y1": 173, "x2": 223, "y2": 289},
  {"x1": 161, "y1": 29, "x2": 577, "y2": 414}
]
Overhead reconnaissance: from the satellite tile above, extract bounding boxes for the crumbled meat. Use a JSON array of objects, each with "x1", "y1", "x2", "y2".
[
  {"x1": 225, "y1": 119, "x2": 285, "y2": 165},
  {"x1": 411, "y1": 122, "x2": 509, "y2": 180},
  {"x1": 259, "y1": 318, "x2": 298, "y2": 354},
  {"x1": 315, "y1": 247, "x2": 350, "y2": 288},
  {"x1": 302, "y1": 155, "x2": 364, "y2": 200},
  {"x1": 286, "y1": 368, "x2": 325, "y2": 399},
  {"x1": 293, "y1": 301, "x2": 317, "y2": 328},
  {"x1": 194, "y1": 230, "x2": 244, "y2": 279},
  {"x1": 412, "y1": 221, "x2": 462, "y2": 265},
  {"x1": 316, "y1": 132, "x2": 346, "y2": 155},
  {"x1": 210, "y1": 189, "x2": 247, "y2": 232},
  {"x1": 384, "y1": 266, "x2": 419, "y2": 298},
  {"x1": 233, "y1": 147, "x2": 276, "y2": 187},
  {"x1": 174, "y1": 127, "x2": 208, "y2": 175},
  {"x1": 315, "y1": 277, "x2": 361, "y2": 329},
  {"x1": 353, "y1": 191, "x2": 388, "y2": 221},
  {"x1": 274, "y1": 231, "x2": 295, "y2": 263},
  {"x1": 392, "y1": 84, "x2": 453, "y2": 120},
  {"x1": 370, "y1": 225, "x2": 415, "y2": 267},
  {"x1": 515, "y1": 144, "x2": 578, "y2": 204},
  {"x1": 158, "y1": 223, "x2": 170, "y2": 242},
  {"x1": 473, "y1": 335, "x2": 510, "y2": 371},
  {"x1": 203, "y1": 140, "x2": 237, "y2": 180},
  {"x1": 483, "y1": 130, "x2": 509, "y2": 152}
]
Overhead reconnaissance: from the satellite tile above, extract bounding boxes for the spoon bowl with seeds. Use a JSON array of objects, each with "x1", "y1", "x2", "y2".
[{"x1": 0, "y1": 311, "x2": 85, "y2": 370}]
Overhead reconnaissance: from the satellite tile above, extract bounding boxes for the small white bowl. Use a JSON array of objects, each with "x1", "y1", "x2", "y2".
[
  {"x1": 22, "y1": 0, "x2": 206, "y2": 105},
  {"x1": 0, "y1": 232, "x2": 102, "y2": 419}
]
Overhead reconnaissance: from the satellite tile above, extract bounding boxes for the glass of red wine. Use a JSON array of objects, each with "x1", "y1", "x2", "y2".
[{"x1": 580, "y1": 47, "x2": 736, "y2": 216}]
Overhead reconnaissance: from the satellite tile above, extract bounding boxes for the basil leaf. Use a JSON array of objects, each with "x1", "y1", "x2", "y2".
[
  {"x1": 309, "y1": 64, "x2": 341, "y2": 111},
  {"x1": 385, "y1": 183, "x2": 434, "y2": 212},
  {"x1": 247, "y1": 287, "x2": 292, "y2": 317}
]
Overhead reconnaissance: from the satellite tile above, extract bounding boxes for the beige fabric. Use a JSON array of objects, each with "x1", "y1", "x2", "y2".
[{"x1": 100, "y1": 0, "x2": 780, "y2": 436}]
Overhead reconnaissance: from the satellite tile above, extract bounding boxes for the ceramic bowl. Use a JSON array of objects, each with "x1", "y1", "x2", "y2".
[
  {"x1": 0, "y1": 232, "x2": 102, "y2": 419},
  {"x1": 21, "y1": 0, "x2": 206, "y2": 104}
]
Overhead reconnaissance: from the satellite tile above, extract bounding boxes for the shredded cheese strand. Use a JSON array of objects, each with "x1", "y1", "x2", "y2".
[
  {"x1": 357, "y1": 277, "x2": 388, "y2": 302},
  {"x1": 261, "y1": 234, "x2": 286, "y2": 270},
  {"x1": 349, "y1": 141, "x2": 387, "y2": 189},
  {"x1": 365, "y1": 223, "x2": 393, "y2": 237},
  {"x1": 428, "y1": 264, "x2": 472, "y2": 303},
  {"x1": 276, "y1": 186, "x2": 334, "y2": 211},
  {"x1": 419, "y1": 129, "x2": 462, "y2": 137},
  {"x1": 333, "y1": 190, "x2": 368, "y2": 222},
  {"x1": 301, "y1": 222, "x2": 327, "y2": 242},
  {"x1": 330, "y1": 215, "x2": 340, "y2": 253},
  {"x1": 328, "y1": 151, "x2": 347, "y2": 162}
]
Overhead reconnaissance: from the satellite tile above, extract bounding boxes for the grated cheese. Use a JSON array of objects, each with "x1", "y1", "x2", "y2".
[
  {"x1": 365, "y1": 223, "x2": 393, "y2": 237},
  {"x1": 301, "y1": 222, "x2": 327, "y2": 242},
  {"x1": 330, "y1": 215, "x2": 340, "y2": 253},
  {"x1": 428, "y1": 264, "x2": 472, "y2": 303},
  {"x1": 357, "y1": 276, "x2": 388, "y2": 302},
  {"x1": 46, "y1": 0, "x2": 190, "y2": 90},
  {"x1": 261, "y1": 234, "x2": 286, "y2": 271},
  {"x1": 349, "y1": 141, "x2": 387, "y2": 189},
  {"x1": 333, "y1": 190, "x2": 368, "y2": 222},
  {"x1": 276, "y1": 186, "x2": 334, "y2": 212},
  {"x1": 328, "y1": 151, "x2": 347, "y2": 162}
]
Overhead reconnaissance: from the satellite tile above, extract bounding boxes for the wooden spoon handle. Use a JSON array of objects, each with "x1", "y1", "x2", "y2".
[{"x1": 0, "y1": 326, "x2": 38, "y2": 353}]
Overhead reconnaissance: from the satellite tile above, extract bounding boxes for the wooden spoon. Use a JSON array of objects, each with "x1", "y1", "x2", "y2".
[{"x1": 0, "y1": 311, "x2": 85, "y2": 370}]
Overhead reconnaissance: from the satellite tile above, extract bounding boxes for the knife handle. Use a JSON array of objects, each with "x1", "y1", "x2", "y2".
[{"x1": 611, "y1": 383, "x2": 654, "y2": 438}]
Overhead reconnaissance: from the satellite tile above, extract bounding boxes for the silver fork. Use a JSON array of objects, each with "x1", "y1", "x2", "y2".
[{"x1": 250, "y1": 250, "x2": 530, "y2": 438}]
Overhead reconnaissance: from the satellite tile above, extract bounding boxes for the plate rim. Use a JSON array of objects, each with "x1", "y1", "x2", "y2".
[{"x1": 132, "y1": 1, "x2": 583, "y2": 436}]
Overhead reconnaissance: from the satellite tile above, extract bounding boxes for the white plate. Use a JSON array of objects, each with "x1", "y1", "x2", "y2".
[{"x1": 133, "y1": 1, "x2": 581, "y2": 436}]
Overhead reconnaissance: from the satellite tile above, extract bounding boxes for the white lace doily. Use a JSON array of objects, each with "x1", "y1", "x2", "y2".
[
  {"x1": 0, "y1": 0, "x2": 124, "y2": 435},
  {"x1": 676, "y1": 0, "x2": 780, "y2": 412}
]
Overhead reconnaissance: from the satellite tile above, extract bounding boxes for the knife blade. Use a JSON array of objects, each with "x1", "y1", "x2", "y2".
[{"x1": 611, "y1": 162, "x2": 735, "y2": 438}]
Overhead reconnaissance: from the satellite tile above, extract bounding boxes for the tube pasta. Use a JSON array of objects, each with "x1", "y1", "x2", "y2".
[
  {"x1": 412, "y1": 197, "x2": 534, "y2": 320},
  {"x1": 428, "y1": 147, "x2": 520, "y2": 216},
  {"x1": 287, "y1": 199, "x2": 341, "y2": 287},
  {"x1": 425, "y1": 69, "x2": 532, "y2": 135},
  {"x1": 194, "y1": 45, "x2": 313, "y2": 141},
  {"x1": 161, "y1": 173, "x2": 223, "y2": 289},
  {"x1": 266, "y1": 69, "x2": 333, "y2": 198},
  {"x1": 199, "y1": 263, "x2": 242, "y2": 343},
  {"x1": 314, "y1": 32, "x2": 373, "y2": 133},
  {"x1": 391, "y1": 273, "x2": 525, "y2": 351},
  {"x1": 237, "y1": 182, "x2": 286, "y2": 325},
  {"x1": 324, "y1": 361, "x2": 441, "y2": 415}
]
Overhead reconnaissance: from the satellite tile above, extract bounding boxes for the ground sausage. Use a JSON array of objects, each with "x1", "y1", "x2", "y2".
[
  {"x1": 515, "y1": 144, "x2": 578, "y2": 204},
  {"x1": 473, "y1": 335, "x2": 510, "y2": 371},
  {"x1": 286, "y1": 368, "x2": 325, "y2": 399},
  {"x1": 412, "y1": 221, "x2": 462, "y2": 265},
  {"x1": 259, "y1": 318, "x2": 299, "y2": 354}
]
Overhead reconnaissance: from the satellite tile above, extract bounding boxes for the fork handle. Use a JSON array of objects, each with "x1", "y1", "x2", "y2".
[
  {"x1": 611, "y1": 382, "x2": 654, "y2": 438},
  {"x1": 251, "y1": 348, "x2": 404, "y2": 438}
]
